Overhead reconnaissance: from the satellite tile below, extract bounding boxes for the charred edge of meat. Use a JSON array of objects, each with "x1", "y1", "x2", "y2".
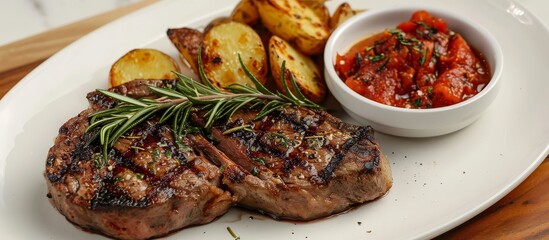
[
  {"x1": 46, "y1": 130, "x2": 100, "y2": 183},
  {"x1": 86, "y1": 79, "x2": 177, "y2": 109},
  {"x1": 223, "y1": 165, "x2": 247, "y2": 183},
  {"x1": 86, "y1": 91, "x2": 117, "y2": 110},
  {"x1": 91, "y1": 180, "x2": 151, "y2": 209}
]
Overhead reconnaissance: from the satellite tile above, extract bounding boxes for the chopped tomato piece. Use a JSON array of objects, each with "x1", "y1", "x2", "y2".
[
  {"x1": 345, "y1": 78, "x2": 368, "y2": 96},
  {"x1": 397, "y1": 21, "x2": 417, "y2": 33},
  {"x1": 335, "y1": 54, "x2": 356, "y2": 80},
  {"x1": 411, "y1": 10, "x2": 431, "y2": 23},
  {"x1": 432, "y1": 17, "x2": 448, "y2": 33}
]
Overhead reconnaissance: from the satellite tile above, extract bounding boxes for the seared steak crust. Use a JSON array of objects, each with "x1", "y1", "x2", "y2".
[
  {"x1": 45, "y1": 80, "x2": 232, "y2": 240},
  {"x1": 193, "y1": 106, "x2": 393, "y2": 220}
]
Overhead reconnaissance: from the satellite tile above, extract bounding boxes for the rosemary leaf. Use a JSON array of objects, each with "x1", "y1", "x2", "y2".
[
  {"x1": 238, "y1": 54, "x2": 275, "y2": 95},
  {"x1": 254, "y1": 101, "x2": 290, "y2": 120},
  {"x1": 149, "y1": 85, "x2": 187, "y2": 99},
  {"x1": 197, "y1": 43, "x2": 219, "y2": 91},
  {"x1": 96, "y1": 89, "x2": 148, "y2": 107},
  {"x1": 176, "y1": 105, "x2": 192, "y2": 136},
  {"x1": 108, "y1": 107, "x2": 159, "y2": 146},
  {"x1": 159, "y1": 104, "x2": 179, "y2": 124},
  {"x1": 204, "y1": 100, "x2": 224, "y2": 129},
  {"x1": 224, "y1": 97, "x2": 256, "y2": 120},
  {"x1": 226, "y1": 83, "x2": 260, "y2": 94},
  {"x1": 289, "y1": 73, "x2": 318, "y2": 107},
  {"x1": 86, "y1": 115, "x2": 125, "y2": 132},
  {"x1": 279, "y1": 61, "x2": 300, "y2": 102},
  {"x1": 223, "y1": 124, "x2": 253, "y2": 135}
]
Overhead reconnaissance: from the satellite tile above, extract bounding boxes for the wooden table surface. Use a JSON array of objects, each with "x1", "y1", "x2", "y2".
[{"x1": 0, "y1": 0, "x2": 547, "y2": 239}]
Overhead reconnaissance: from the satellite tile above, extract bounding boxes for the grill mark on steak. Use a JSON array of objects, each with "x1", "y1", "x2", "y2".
[
  {"x1": 315, "y1": 126, "x2": 379, "y2": 183},
  {"x1": 220, "y1": 111, "x2": 328, "y2": 177}
]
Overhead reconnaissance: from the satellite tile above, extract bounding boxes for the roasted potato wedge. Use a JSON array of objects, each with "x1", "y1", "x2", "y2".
[
  {"x1": 300, "y1": 0, "x2": 330, "y2": 25},
  {"x1": 269, "y1": 35, "x2": 326, "y2": 103},
  {"x1": 255, "y1": 0, "x2": 330, "y2": 55},
  {"x1": 330, "y1": 3, "x2": 365, "y2": 30},
  {"x1": 204, "y1": 17, "x2": 232, "y2": 33},
  {"x1": 166, "y1": 27, "x2": 203, "y2": 74},
  {"x1": 311, "y1": 4, "x2": 331, "y2": 26},
  {"x1": 202, "y1": 21, "x2": 268, "y2": 88},
  {"x1": 109, "y1": 48, "x2": 179, "y2": 87},
  {"x1": 230, "y1": 0, "x2": 260, "y2": 25}
]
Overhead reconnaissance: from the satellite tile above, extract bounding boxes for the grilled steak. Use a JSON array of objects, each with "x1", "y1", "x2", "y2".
[
  {"x1": 44, "y1": 80, "x2": 233, "y2": 240},
  {"x1": 45, "y1": 79, "x2": 392, "y2": 238},
  {"x1": 192, "y1": 105, "x2": 393, "y2": 220}
]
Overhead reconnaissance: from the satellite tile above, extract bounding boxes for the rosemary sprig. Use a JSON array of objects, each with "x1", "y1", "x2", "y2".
[
  {"x1": 87, "y1": 55, "x2": 321, "y2": 163},
  {"x1": 222, "y1": 124, "x2": 253, "y2": 135}
]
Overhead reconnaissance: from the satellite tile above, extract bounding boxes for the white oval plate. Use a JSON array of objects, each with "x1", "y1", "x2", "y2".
[{"x1": 1, "y1": 0, "x2": 548, "y2": 239}]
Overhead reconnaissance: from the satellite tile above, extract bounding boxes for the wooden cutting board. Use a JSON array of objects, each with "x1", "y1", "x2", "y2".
[{"x1": 0, "y1": 0, "x2": 547, "y2": 238}]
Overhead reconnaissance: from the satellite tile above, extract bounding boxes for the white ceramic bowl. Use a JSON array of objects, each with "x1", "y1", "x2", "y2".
[{"x1": 324, "y1": 6, "x2": 503, "y2": 137}]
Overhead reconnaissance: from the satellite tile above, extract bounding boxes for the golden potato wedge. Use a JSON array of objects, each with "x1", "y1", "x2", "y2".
[
  {"x1": 109, "y1": 48, "x2": 179, "y2": 87},
  {"x1": 300, "y1": 0, "x2": 330, "y2": 25},
  {"x1": 269, "y1": 35, "x2": 326, "y2": 103},
  {"x1": 230, "y1": 0, "x2": 260, "y2": 25},
  {"x1": 204, "y1": 17, "x2": 232, "y2": 34},
  {"x1": 312, "y1": 4, "x2": 331, "y2": 26},
  {"x1": 255, "y1": 0, "x2": 330, "y2": 55},
  {"x1": 330, "y1": 3, "x2": 366, "y2": 30},
  {"x1": 166, "y1": 27, "x2": 203, "y2": 74},
  {"x1": 201, "y1": 21, "x2": 268, "y2": 88}
]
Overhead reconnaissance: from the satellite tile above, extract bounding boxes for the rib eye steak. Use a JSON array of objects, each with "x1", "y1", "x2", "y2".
[
  {"x1": 45, "y1": 79, "x2": 392, "y2": 238},
  {"x1": 44, "y1": 80, "x2": 233, "y2": 240},
  {"x1": 192, "y1": 105, "x2": 392, "y2": 220}
]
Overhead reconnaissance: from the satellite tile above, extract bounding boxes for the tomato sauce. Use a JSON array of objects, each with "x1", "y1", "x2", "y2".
[{"x1": 335, "y1": 10, "x2": 491, "y2": 108}]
